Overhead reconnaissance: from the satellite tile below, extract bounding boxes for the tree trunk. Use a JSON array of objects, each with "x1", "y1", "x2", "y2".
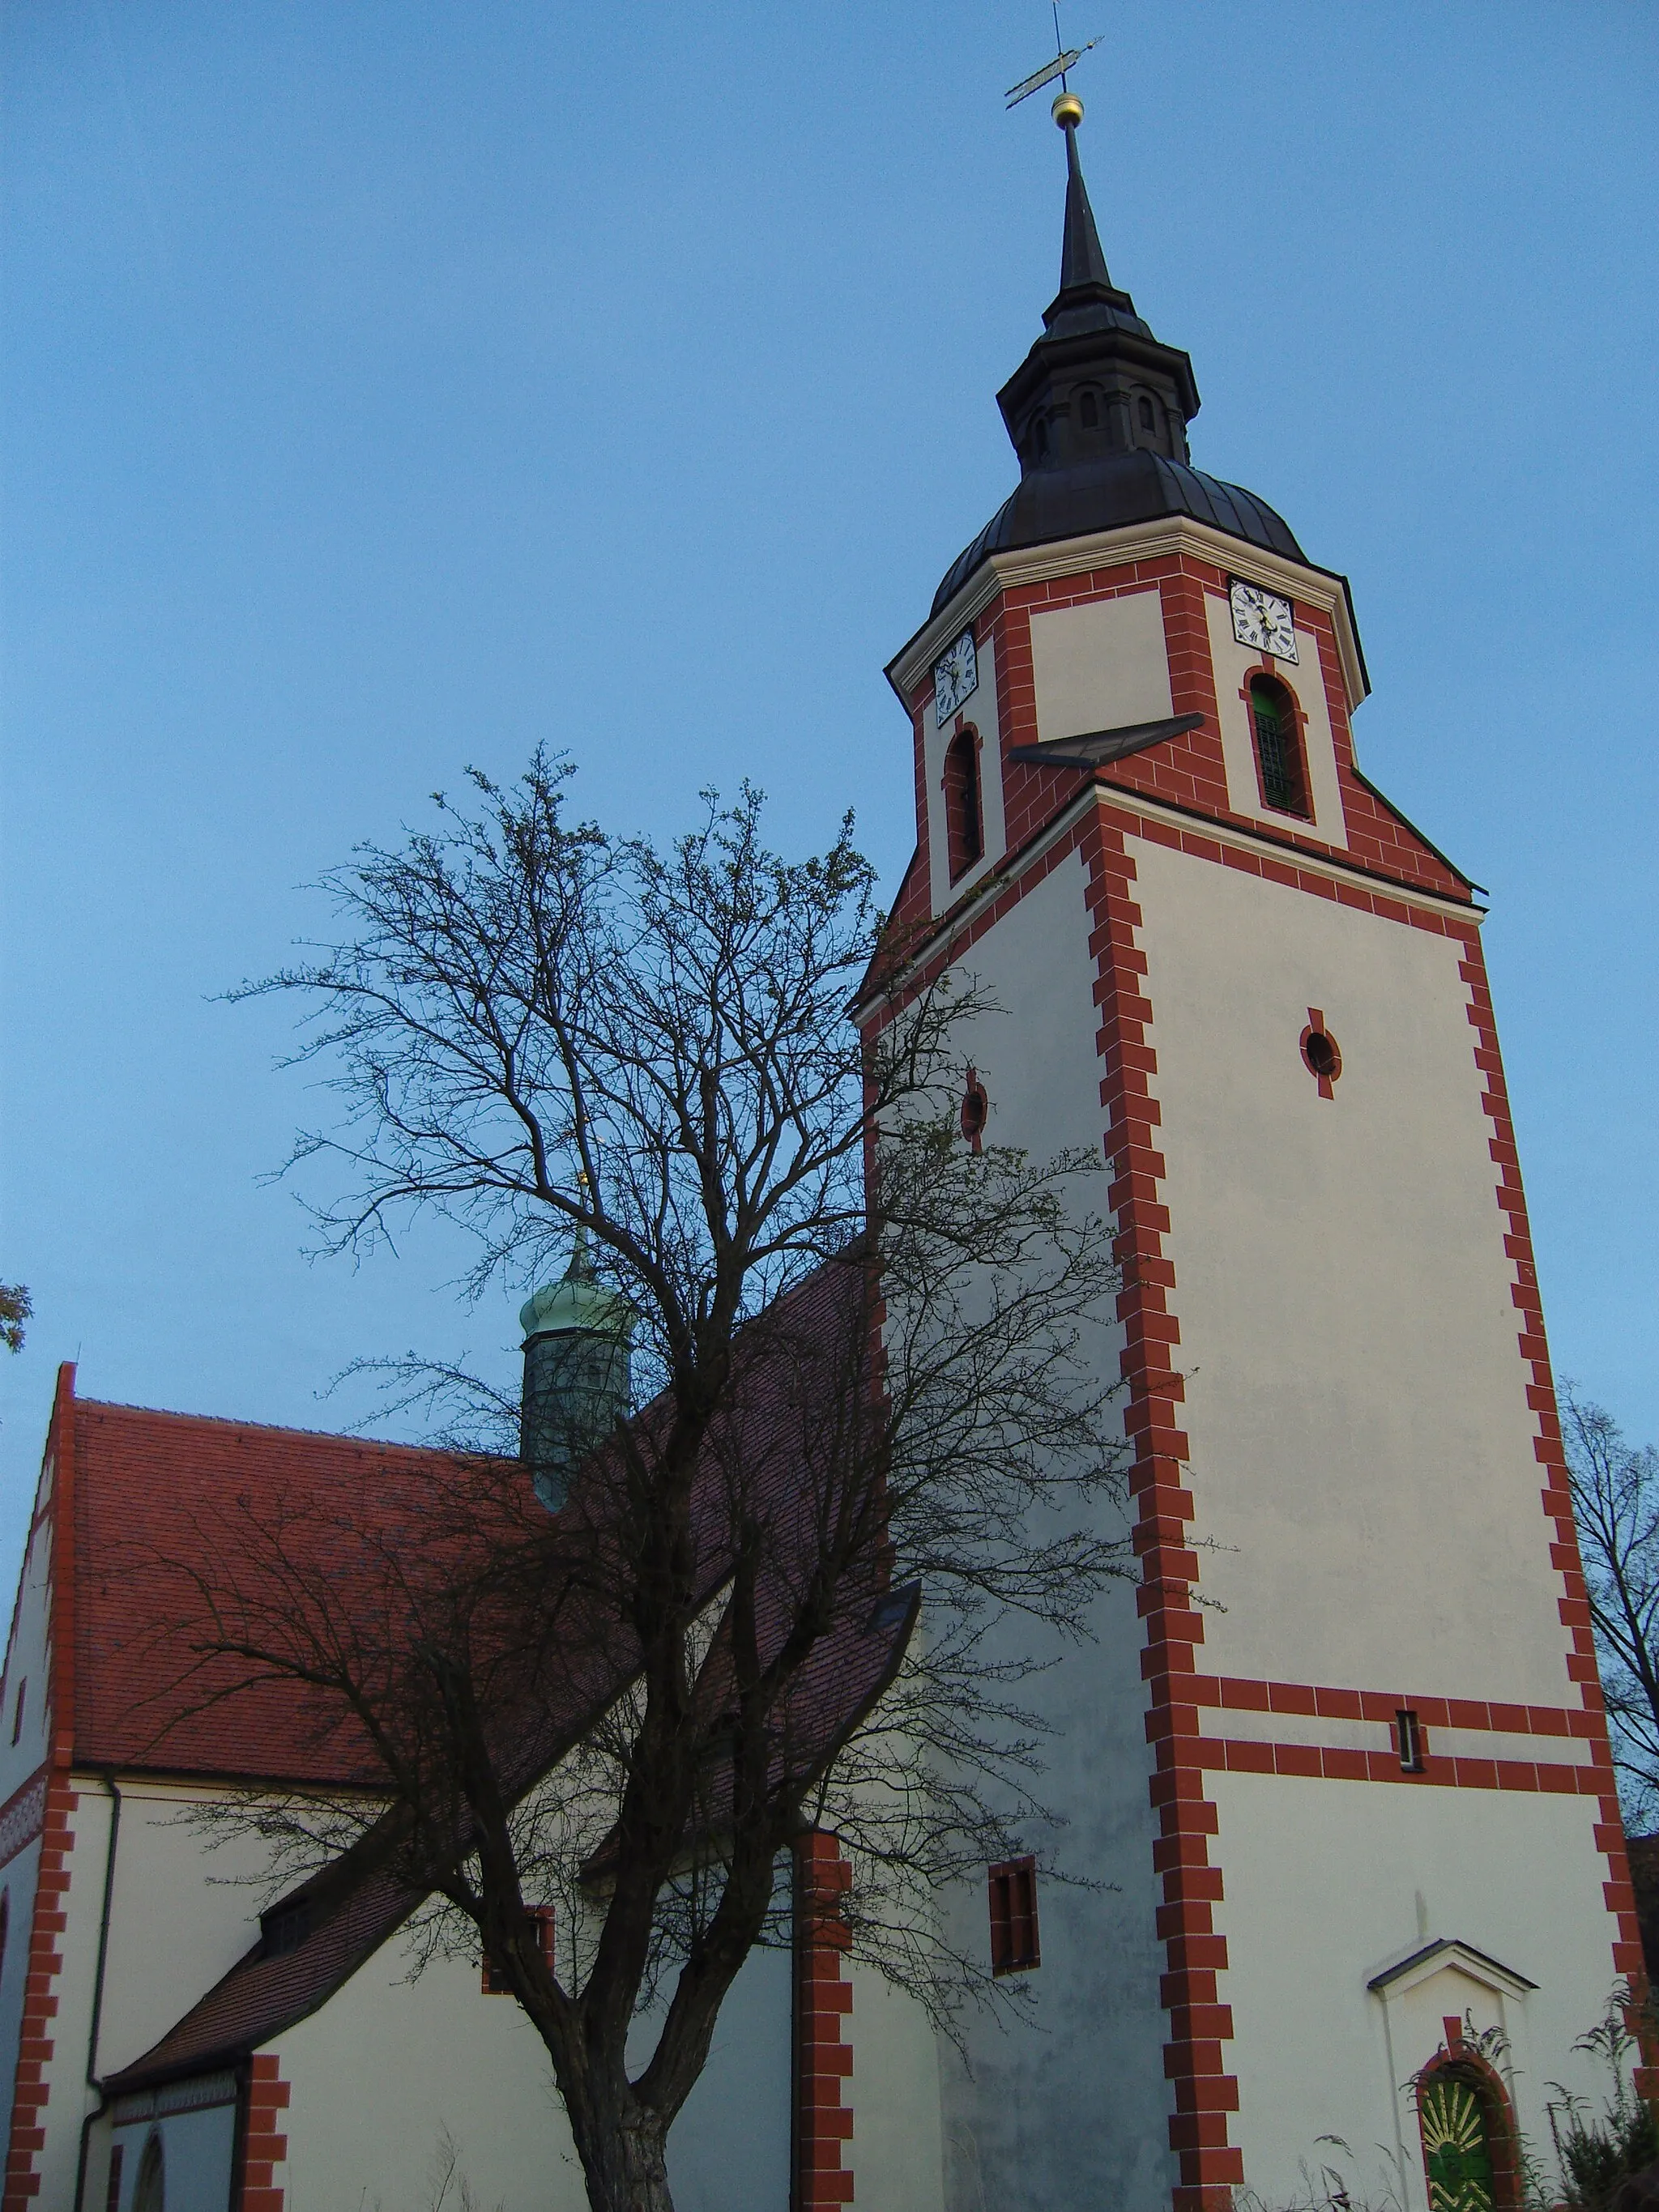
[{"x1": 570, "y1": 2099, "x2": 676, "y2": 2212}]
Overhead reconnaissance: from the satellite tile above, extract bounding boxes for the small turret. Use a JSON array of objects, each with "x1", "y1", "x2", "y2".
[{"x1": 518, "y1": 1226, "x2": 635, "y2": 1511}]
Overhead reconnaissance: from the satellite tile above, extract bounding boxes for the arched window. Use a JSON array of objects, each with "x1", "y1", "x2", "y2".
[
  {"x1": 943, "y1": 727, "x2": 983, "y2": 881},
  {"x1": 1248, "y1": 675, "x2": 1310, "y2": 817},
  {"x1": 1029, "y1": 416, "x2": 1048, "y2": 463},
  {"x1": 1137, "y1": 394, "x2": 1155, "y2": 431},
  {"x1": 133, "y1": 2130, "x2": 165, "y2": 2212},
  {"x1": 1417, "y1": 2054, "x2": 1520, "y2": 2212},
  {"x1": 1079, "y1": 390, "x2": 1098, "y2": 430}
]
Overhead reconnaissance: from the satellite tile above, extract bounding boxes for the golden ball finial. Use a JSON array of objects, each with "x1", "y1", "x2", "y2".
[{"x1": 1051, "y1": 89, "x2": 1084, "y2": 129}]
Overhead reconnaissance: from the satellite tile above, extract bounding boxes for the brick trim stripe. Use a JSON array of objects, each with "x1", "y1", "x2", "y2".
[
  {"x1": 1456, "y1": 933, "x2": 1644, "y2": 2053},
  {"x1": 1079, "y1": 808, "x2": 1242, "y2": 2212},
  {"x1": 2, "y1": 1777, "x2": 78, "y2": 2211},
  {"x1": 238, "y1": 2054, "x2": 291, "y2": 2212},
  {"x1": 1189, "y1": 1678, "x2": 1601, "y2": 1737},
  {"x1": 0, "y1": 1771, "x2": 47, "y2": 1879},
  {"x1": 4, "y1": 1366, "x2": 79, "y2": 2212},
  {"x1": 793, "y1": 1832, "x2": 854, "y2": 2211},
  {"x1": 1188, "y1": 1737, "x2": 1609, "y2": 1795}
]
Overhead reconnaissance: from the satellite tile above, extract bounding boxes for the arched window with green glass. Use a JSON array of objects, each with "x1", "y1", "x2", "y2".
[
  {"x1": 1418, "y1": 2062, "x2": 1518, "y2": 2212},
  {"x1": 1247, "y1": 675, "x2": 1310, "y2": 818}
]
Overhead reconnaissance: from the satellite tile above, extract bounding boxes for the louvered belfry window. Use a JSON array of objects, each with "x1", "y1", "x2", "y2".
[
  {"x1": 1250, "y1": 677, "x2": 1308, "y2": 817},
  {"x1": 988, "y1": 1857, "x2": 1040, "y2": 1975}
]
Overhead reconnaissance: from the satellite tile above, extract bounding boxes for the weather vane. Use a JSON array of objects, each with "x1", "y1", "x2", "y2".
[{"x1": 1004, "y1": 2, "x2": 1101, "y2": 112}]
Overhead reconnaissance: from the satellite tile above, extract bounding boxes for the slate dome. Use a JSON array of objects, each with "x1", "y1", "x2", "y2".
[
  {"x1": 933, "y1": 100, "x2": 1304, "y2": 619},
  {"x1": 932, "y1": 452, "x2": 1303, "y2": 617}
]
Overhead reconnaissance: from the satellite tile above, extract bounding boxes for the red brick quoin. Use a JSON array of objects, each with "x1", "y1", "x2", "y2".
[
  {"x1": 794, "y1": 1831, "x2": 855, "y2": 2211},
  {"x1": 1456, "y1": 929, "x2": 1648, "y2": 2082},
  {"x1": 1080, "y1": 805, "x2": 1243, "y2": 2212},
  {"x1": 2, "y1": 1775, "x2": 76, "y2": 2212},
  {"x1": 237, "y1": 2053, "x2": 292, "y2": 2212}
]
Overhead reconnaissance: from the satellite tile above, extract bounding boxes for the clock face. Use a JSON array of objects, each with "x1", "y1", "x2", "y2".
[
  {"x1": 1229, "y1": 578, "x2": 1299, "y2": 663},
  {"x1": 932, "y1": 629, "x2": 979, "y2": 725}
]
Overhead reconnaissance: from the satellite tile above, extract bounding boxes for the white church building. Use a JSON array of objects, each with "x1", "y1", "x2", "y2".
[{"x1": 0, "y1": 97, "x2": 1640, "y2": 2212}]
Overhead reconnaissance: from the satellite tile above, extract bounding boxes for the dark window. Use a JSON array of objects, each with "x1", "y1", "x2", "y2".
[
  {"x1": 104, "y1": 2142, "x2": 124, "y2": 2212},
  {"x1": 1397, "y1": 1708, "x2": 1426, "y2": 1773},
  {"x1": 943, "y1": 727, "x2": 984, "y2": 880},
  {"x1": 988, "y1": 1857, "x2": 1040, "y2": 1975},
  {"x1": 1030, "y1": 416, "x2": 1048, "y2": 462},
  {"x1": 262, "y1": 1899, "x2": 311, "y2": 1957},
  {"x1": 11, "y1": 1680, "x2": 23, "y2": 1747},
  {"x1": 1079, "y1": 390, "x2": 1098, "y2": 429},
  {"x1": 484, "y1": 1905, "x2": 556, "y2": 1994},
  {"x1": 0, "y1": 1892, "x2": 8, "y2": 1987},
  {"x1": 1249, "y1": 676, "x2": 1310, "y2": 816},
  {"x1": 1138, "y1": 394, "x2": 1155, "y2": 430}
]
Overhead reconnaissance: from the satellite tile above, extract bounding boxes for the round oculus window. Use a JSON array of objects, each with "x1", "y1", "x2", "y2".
[{"x1": 1299, "y1": 1012, "x2": 1342, "y2": 1094}]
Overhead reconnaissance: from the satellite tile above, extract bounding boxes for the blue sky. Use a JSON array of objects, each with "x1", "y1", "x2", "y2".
[{"x1": 2, "y1": 2, "x2": 1656, "y2": 1584}]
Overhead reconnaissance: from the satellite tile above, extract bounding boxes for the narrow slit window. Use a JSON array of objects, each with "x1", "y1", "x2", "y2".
[
  {"x1": 484, "y1": 1905, "x2": 556, "y2": 1994},
  {"x1": 1248, "y1": 676, "x2": 1310, "y2": 817},
  {"x1": 943, "y1": 727, "x2": 984, "y2": 880},
  {"x1": 11, "y1": 1680, "x2": 23, "y2": 1747},
  {"x1": 1397, "y1": 1707, "x2": 1426, "y2": 1773},
  {"x1": 1079, "y1": 390, "x2": 1098, "y2": 429},
  {"x1": 104, "y1": 2143, "x2": 124, "y2": 2212},
  {"x1": 988, "y1": 1857, "x2": 1040, "y2": 1975}
]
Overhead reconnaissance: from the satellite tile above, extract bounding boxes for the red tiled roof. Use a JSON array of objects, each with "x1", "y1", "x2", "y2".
[
  {"x1": 72, "y1": 1400, "x2": 509, "y2": 1785},
  {"x1": 92, "y1": 1259, "x2": 914, "y2": 2091}
]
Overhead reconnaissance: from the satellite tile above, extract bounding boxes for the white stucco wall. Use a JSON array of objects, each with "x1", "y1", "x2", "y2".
[
  {"x1": 917, "y1": 848, "x2": 1177, "y2": 2212},
  {"x1": 846, "y1": 1965, "x2": 945, "y2": 2212},
  {"x1": 1126, "y1": 832, "x2": 1569, "y2": 1702},
  {"x1": 1209, "y1": 1771, "x2": 1619, "y2": 2212},
  {"x1": 274, "y1": 1936, "x2": 586, "y2": 2212},
  {"x1": 1029, "y1": 589, "x2": 1173, "y2": 745},
  {"x1": 273, "y1": 1916, "x2": 793, "y2": 2212},
  {"x1": 0, "y1": 1478, "x2": 53, "y2": 1813},
  {"x1": 34, "y1": 1781, "x2": 112, "y2": 2211},
  {"x1": 646, "y1": 1937, "x2": 791, "y2": 2212},
  {"x1": 93, "y1": 1781, "x2": 279, "y2": 2080}
]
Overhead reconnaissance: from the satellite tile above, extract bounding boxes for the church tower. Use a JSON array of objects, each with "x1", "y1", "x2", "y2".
[{"x1": 857, "y1": 94, "x2": 1639, "y2": 2212}]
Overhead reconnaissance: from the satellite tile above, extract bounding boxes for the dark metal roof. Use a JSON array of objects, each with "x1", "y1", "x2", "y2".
[
  {"x1": 931, "y1": 113, "x2": 1305, "y2": 620},
  {"x1": 931, "y1": 450, "x2": 1305, "y2": 617}
]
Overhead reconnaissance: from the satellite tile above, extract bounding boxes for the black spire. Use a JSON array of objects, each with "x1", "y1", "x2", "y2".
[
  {"x1": 1058, "y1": 113, "x2": 1112, "y2": 295},
  {"x1": 926, "y1": 93, "x2": 1304, "y2": 616},
  {"x1": 996, "y1": 96, "x2": 1201, "y2": 476}
]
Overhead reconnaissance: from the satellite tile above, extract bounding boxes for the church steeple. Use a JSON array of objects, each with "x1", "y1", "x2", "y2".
[
  {"x1": 996, "y1": 94, "x2": 1201, "y2": 476},
  {"x1": 927, "y1": 88, "x2": 1303, "y2": 618},
  {"x1": 1056, "y1": 96, "x2": 1113, "y2": 296}
]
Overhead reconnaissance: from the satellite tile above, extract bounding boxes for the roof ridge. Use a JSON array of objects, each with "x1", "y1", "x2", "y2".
[{"x1": 75, "y1": 1398, "x2": 495, "y2": 1460}]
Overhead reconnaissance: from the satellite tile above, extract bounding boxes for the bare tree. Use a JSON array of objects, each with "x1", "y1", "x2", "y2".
[
  {"x1": 156, "y1": 754, "x2": 1133, "y2": 2212},
  {"x1": 1563, "y1": 1384, "x2": 1659, "y2": 1824}
]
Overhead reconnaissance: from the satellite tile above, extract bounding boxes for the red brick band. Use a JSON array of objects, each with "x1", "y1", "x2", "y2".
[
  {"x1": 2, "y1": 1777, "x2": 76, "y2": 2212},
  {"x1": 793, "y1": 1832, "x2": 854, "y2": 2210},
  {"x1": 1079, "y1": 807, "x2": 1242, "y2": 2212},
  {"x1": 1456, "y1": 933, "x2": 1644, "y2": 2060},
  {"x1": 237, "y1": 2053, "x2": 291, "y2": 2212}
]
